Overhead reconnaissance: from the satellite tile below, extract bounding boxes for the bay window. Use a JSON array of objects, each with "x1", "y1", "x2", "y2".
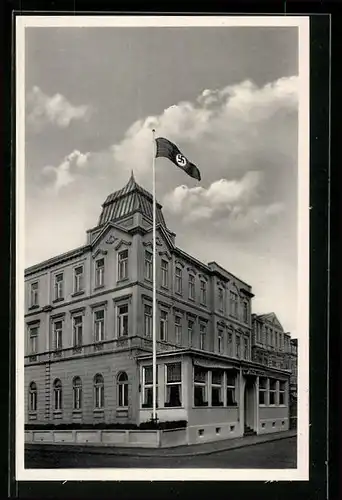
[
  {"x1": 194, "y1": 366, "x2": 208, "y2": 406},
  {"x1": 211, "y1": 369, "x2": 223, "y2": 406},
  {"x1": 165, "y1": 363, "x2": 182, "y2": 407}
]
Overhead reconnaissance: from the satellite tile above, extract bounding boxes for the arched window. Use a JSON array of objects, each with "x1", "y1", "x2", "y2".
[
  {"x1": 117, "y1": 372, "x2": 128, "y2": 407},
  {"x1": 29, "y1": 382, "x2": 37, "y2": 411},
  {"x1": 53, "y1": 379, "x2": 62, "y2": 411},
  {"x1": 73, "y1": 377, "x2": 82, "y2": 410},
  {"x1": 94, "y1": 374, "x2": 104, "y2": 409}
]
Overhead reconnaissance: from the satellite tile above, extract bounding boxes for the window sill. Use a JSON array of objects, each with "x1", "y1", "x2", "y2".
[
  {"x1": 144, "y1": 277, "x2": 153, "y2": 283},
  {"x1": 94, "y1": 285, "x2": 105, "y2": 291},
  {"x1": 212, "y1": 402, "x2": 224, "y2": 407},
  {"x1": 72, "y1": 290, "x2": 85, "y2": 297},
  {"x1": 164, "y1": 403, "x2": 182, "y2": 408},
  {"x1": 72, "y1": 410, "x2": 82, "y2": 415},
  {"x1": 53, "y1": 411, "x2": 62, "y2": 418},
  {"x1": 52, "y1": 298, "x2": 64, "y2": 304},
  {"x1": 175, "y1": 291, "x2": 183, "y2": 297},
  {"x1": 28, "y1": 305, "x2": 39, "y2": 310},
  {"x1": 193, "y1": 402, "x2": 209, "y2": 407},
  {"x1": 188, "y1": 297, "x2": 195, "y2": 302},
  {"x1": 117, "y1": 278, "x2": 129, "y2": 284},
  {"x1": 141, "y1": 404, "x2": 159, "y2": 409},
  {"x1": 160, "y1": 285, "x2": 169, "y2": 291},
  {"x1": 200, "y1": 303, "x2": 207, "y2": 307},
  {"x1": 93, "y1": 408, "x2": 104, "y2": 413}
]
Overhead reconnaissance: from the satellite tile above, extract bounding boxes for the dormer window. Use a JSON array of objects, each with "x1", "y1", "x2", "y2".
[
  {"x1": 118, "y1": 249, "x2": 128, "y2": 281},
  {"x1": 95, "y1": 258, "x2": 104, "y2": 287}
]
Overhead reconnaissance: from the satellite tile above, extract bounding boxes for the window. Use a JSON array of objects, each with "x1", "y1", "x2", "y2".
[
  {"x1": 73, "y1": 316, "x2": 83, "y2": 347},
  {"x1": 275, "y1": 332, "x2": 278, "y2": 349},
  {"x1": 269, "y1": 379, "x2": 276, "y2": 405},
  {"x1": 118, "y1": 372, "x2": 128, "y2": 407},
  {"x1": 54, "y1": 273, "x2": 64, "y2": 300},
  {"x1": 30, "y1": 282, "x2": 39, "y2": 307},
  {"x1": 279, "y1": 381, "x2": 286, "y2": 405},
  {"x1": 28, "y1": 325, "x2": 38, "y2": 354},
  {"x1": 118, "y1": 249, "x2": 128, "y2": 280},
  {"x1": 94, "y1": 374, "x2": 104, "y2": 409},
  {"x1": 74, "y1": 265, "x2": 84, "y2": 293},
  {"x1": 211, "y1": 370, "x2": 223, "y2": 406},
  {"x1": 175, "y1": 267, "x2": 182, "y2": 294},
  {"x1": 117, "y1": 304, "x2": 129, "y2": 337},
  {"x1": 199, "y1": 323, "x2": 206, "y2": 350},
  {"x1": 53, "y1": 379, "x2": 62, "y2": 411},
  {"x1": 53, "y1": 321, "x2": 63, "y2": 350},
  {"x1": 243, "y1": 337, "x2": 249, "y2": 360},
  {"x1": 259, "y1": 377, "x2": 267, "y2": 405},
  {"x1": 160, "y1": 310, "x2": 168, "y2": 341},
  {"x1": 218, "y1": 288, "x2": 224, "y2": 311},
  {"x1": 165, "y1": 363, "x2": 182, "y2": 407},
  {"x1": 142, "y1": 365, "x2": 158, "y2": 408},
  {"x1": 161, "y1": 260, "x2": 169, "y2": 288},
  {"x1": 226, "y1": 373, "x2": 236, "y2": 406},
  {"x1": 200, "y1": 280, "x2": 207, "y2": 305},
  {"x1": 194, "y1": 366, "x2": 208, "y2": 406},
  {"x1": 243, "y1": 301, "x2": 248, "y2": 323},
  {"x1": 217, "y1": 328, "x2": 223, "y2": 353},
  {"x1": 188, "y1": 274, "x2": 195, "y2": 300},
  {"x1": 144, "y1": 304, "x2": 152, "y2": 338},
  {"x1": 145, "y1": 251, "x2": 153, "y2": 281},
  {"x1": 73, "y1": 377, "x2": 82, "y2": 410},
  {"x1": 95, "y1": 258, "x2": 104, "y2": 287},
  {"x1": 174, "y1": 316, "x2": 182, "y2": 345},
  {"x1": 188, "y1": 319, "x2": 194, "y2": 347},
  {"x1": 29, "y1": 382, "x2": 37, "y2": 411},
  {"x1": 94, "y1": 309, "x2": 105, "y2": 342},
  {"x1": 235, "y1": 334, "x2": 240, "y2": 358},
  {"x1": 227, "y1": 332, "x2": 233, "y2": 356},
  {"x1": 230, "y1": 291, "x2": 238, "y2": 317},
  {"x1": 265, "y1": 327, "x2": 269, "y2": 346}
]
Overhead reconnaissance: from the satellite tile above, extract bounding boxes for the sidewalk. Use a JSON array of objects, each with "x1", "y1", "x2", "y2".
[{"x1": 26, "y1": 429, "x2": 297, "y2": 458}]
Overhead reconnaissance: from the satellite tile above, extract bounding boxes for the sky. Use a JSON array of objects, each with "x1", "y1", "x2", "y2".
[{"x1": 24, "y1": 25, "x2": 299, "y2": 336}]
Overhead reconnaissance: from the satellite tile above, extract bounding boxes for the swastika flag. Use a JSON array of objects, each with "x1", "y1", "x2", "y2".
[{"x1": 155, "y1": 137, "x2": 201, "y2": 181}]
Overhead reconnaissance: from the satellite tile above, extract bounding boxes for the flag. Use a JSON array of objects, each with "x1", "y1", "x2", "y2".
[{"x1": 155, "y1": 137, "x2": 201, "y2": 181}]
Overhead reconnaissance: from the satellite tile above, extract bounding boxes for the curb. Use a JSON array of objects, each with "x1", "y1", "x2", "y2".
[{"x1": 26, "y1": 432, "x2": 297, "y2": 458}]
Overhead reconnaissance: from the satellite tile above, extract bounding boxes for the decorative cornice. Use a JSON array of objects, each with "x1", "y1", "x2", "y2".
[
  {"x1": 25, "y1": 245, "x2": 90, "y2": 277},
  {"x1": 159, "y1": 250, "x2": 172, "y2": 260},
  {"x1": 70, "y1": 307, "x2": 86, "y2": 316},
  {"x1": 157, "y1": 299, "x2": 172, "y2": 310},
  {"x1": 113, "y1": 294, "x2": 132, "y2": 304},
  {"x1": 199, "y1": 273, "x2": 209, "y2": 282},
  {"x1": 92, "y1": 249, "x2": 108, "y2": 259},
  {"x1": 187, "y1": 266, "x2": 198, "y2": 275},
  {"x1": 240, "y1": 287, "x2": 254, "y2": 298},
  {"x1": 50, "y1": 312, "x2": 66, "y2": 321},
  {"x1": 27, "y1": 319, "x2": 41, "y2": 326},
  {"x1": 105, "y1": 234, "x2": 118, "y2": 245},
  {"x1": 114, "y1": 239, "x2": 132, "y2": 251},
  {"x1": 90, "y1": 300, "x2": 108, "y2": 310},
  {"x1": 175, "y1": 259, "x2": 185, "y2": 269}
]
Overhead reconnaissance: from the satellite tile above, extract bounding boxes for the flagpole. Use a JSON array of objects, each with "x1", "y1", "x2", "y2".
[{"x1": 152, "y1": 128, "x2": 157, "y2": 423}]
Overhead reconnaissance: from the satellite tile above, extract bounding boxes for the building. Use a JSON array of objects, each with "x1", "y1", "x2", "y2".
[
  {"x1": 24, "y1": 173, "x2": 292, "y2": 444},
  {"x1": 289, "y1": 338, "x2": 298, "y2": 428}
]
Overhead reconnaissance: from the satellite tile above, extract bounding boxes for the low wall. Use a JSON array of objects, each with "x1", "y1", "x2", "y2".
[
  {"x1": 187, "y1": 421, "x2": 242, "y2": 445},
  {"x1": 25, "y1": 428, "x2": 188, "y2": 448}
]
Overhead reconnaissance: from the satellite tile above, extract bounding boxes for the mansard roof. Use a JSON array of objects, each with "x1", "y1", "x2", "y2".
[{"x1": 98, "y1": 171, "x2": 167, "y2": 227}]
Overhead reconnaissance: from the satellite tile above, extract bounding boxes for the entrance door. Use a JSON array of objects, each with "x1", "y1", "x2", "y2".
[{"x1": 244, "y1": 378, "x2": 255, "y2": 432}]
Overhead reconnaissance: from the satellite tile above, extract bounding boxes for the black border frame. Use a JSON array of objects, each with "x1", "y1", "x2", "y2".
[{"x1": 2, "y1": 2, "x2": 336, "y2": 499}]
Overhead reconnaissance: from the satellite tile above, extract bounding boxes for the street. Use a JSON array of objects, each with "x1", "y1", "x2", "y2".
[{"x1": 25, "y1": 436, "x2": 296, "y2": 469}]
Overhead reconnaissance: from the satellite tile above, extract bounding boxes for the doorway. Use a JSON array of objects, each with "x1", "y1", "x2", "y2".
[{"x1": 244, "y1": 377, "x2": 256, "y2": 434}]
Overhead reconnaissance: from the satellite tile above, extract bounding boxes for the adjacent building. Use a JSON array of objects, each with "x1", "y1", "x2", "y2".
[{"x1": 24, "y1": 173, "x2": 294, "y2": 444}]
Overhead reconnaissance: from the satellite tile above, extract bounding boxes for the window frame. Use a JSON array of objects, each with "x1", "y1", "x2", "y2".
[
  {"x1": 259, "y1": 377, "x2": 267, "y2": 406},
  {"x1": 188, "y1": 318, "x2": 194, "y2": 347},
  {"x1": 200, "y1": 280, "x2": 207, "y2": 305},
  {"x1": 117, "y1": 372, "x2": 129, "y2": 408},
  {"x1": 94, "y1": 309, "x2": 105, "y2": 343},
  {"x1": 279, "y1": 380, "x2": 286, "y2": 405},
  {"x1": 28, "y1": 325, "x2": 38, "y2": 354},
  {"x1": 159, "y1": 309, "x2": 168, "y2": 342},
  {"x1": 161, "y1": 259, "x2": 169, "y2": 288},
  {"x1": 175, "y1": 266, "x2": 183, "y2": 295},
  {"x1": 165, "y1": 362, "x2": 182, "y2": 407},
  {"x1": 117, "y1": 303, "x2": 129, "y2": 337},
  {"x1": 72, "y1": 315, "x2": 83, "y2": 347},
  {"x1": 73, "y1": 265, "x2": 84, "y2": 294},
  {"x1": 269, "y1": 379, "x2": 277, "y2": 405},
  {"x1": 211, "y1": 369, "x2": 224, "y2": 407},
  {"x1": 54, "y1": 272, "x2": 64, "y2": 300},
  {"x1": 193, "y1": 366, "x2": 208, "y2": 407},
  {"x1": 217, "y1": 327, "x2": 224, "y2": 353},
  {"x1": 53, "y1": 379, "x2": 62, "y2": 411},
  {"x1": 95, "y1": 257, "x2": 105, "y2": 288},
  {"x1": 188, "y1": 274, "x2": 195, "y2": 300},
  {"x1": 199, "y1": 322, "x2": 206, "y2": 350},
  {"x1": 144, "y1": 250, "x2": 153, "y2": 281},
  {"x1": 73, "y1": 376, "x2": 82, "y2": 411},
  {"x1": 94, "y1": 374, "x2": 105, "y2": 410},
  {"x1": 118, "y1": 249, "x2": 129, "y2": 281},
  {"x1": 30, "y1": 281, "x2": 39, "y2": 307},
  {"x1": 29, "y1": 381, "x2": 37, "y2": 412},
  {"x1": 144, "y1": 304, "x2": 152, "y2": 338},
  {"x1": 218, "y1": 287, "x2": 224, "y2": 312},
  {"x1": 53, "y1": 320, "x2": 63, "y2": 351},
  {"x1": 175, "y1": 315, "x2": 182, "y2": 345},
  {"x1": 226, "y1": 372, "x2": 236, "y2": 406},
  {"x1": 142, "y1": 365, "x2": 158, "y2": 408}
]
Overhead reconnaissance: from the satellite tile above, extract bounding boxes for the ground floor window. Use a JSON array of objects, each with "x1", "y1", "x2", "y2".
[
  {"x1": 259, "y1": 377, "x2": 267, "y2": 405},
  {"x1": 53, "y1": 379, "x2": 62, "y2": 411},
  {"x1": 142, "y1": 365, "x2": 158, "y2": 408},
  {"x1": 118, "y1": 372, "x2": 129, "y2": 407},
  {"x1": 165, "y1": 362, "x2": 182, "y2": 407},
  {"x1": 211, "y1": 369, "x2": 223, "y2": 406},
  {"x1": 29, "y1": 381, "x2": 37, "y2": 411},
  {"x1": 94, "y1": 374, "x2": 104, "y2": 409},
  {"x1": 73, "y1": 376, "x2": 82, "y2": 410},
  {"x1": 279, "y1": 380, "x2": 286, "y2": 405},
  {"x1": 269, "y1": 379, "x2": 277, "y2": 405},
  {"x1": 226, "y1": 372, "x2": 236, "y2": 406},
  {"x1": 194, "y1": 366, "x2": 208, "y2": 406}
]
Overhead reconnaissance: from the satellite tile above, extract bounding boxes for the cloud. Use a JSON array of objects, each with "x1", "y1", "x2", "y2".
[
  {"x1": 26, "y1": 86, "x2": 92, "y2": 131},
  {"x1": 163, "y1": 172, "x2": 285, "y2": 229},
  {"x1": 43, "y1": 150, "x2": 90, "y2": 192}
]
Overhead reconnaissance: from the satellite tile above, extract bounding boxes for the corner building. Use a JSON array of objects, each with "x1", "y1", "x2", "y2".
[{"x1": 25, "y1": 173, "x2": 291, "y2": 444}]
